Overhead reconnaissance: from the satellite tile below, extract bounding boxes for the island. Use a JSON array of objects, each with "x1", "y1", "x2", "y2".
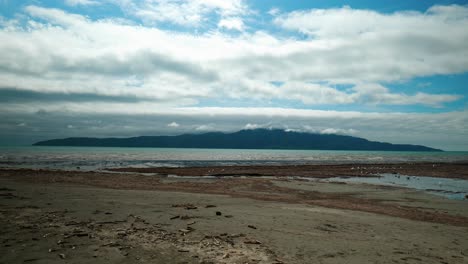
[{"x1": 33, "y1": 129, "x2": 441, "y2": 151}]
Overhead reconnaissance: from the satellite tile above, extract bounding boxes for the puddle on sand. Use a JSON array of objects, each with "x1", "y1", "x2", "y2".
[{"x1": 326, "y1": 173, "x2": 468, "y2": 201}]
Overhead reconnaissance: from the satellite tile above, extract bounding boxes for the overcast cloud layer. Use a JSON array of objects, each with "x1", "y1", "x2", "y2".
[{"x1": 0, "y1": 1, "x2": 467, "y2": 150}]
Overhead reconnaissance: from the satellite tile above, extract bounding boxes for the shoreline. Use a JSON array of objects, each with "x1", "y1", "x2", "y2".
[{"x1": 107, "y1": 162, "x2": 468, "y2": 180}]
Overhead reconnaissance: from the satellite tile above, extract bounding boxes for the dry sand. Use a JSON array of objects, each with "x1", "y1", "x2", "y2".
[{"x1": 0, "y1": 166, "x2": 467, "y2": 264}]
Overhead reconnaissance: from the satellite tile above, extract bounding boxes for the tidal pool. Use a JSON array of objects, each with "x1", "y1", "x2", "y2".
[{"x1": 327, "y1": 173, "x2": 468, "y2": 200}]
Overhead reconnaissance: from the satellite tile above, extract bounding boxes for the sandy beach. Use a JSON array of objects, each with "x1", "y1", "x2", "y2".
[{"x1": 1, "y1": 164, "x2": 467, "y2": 264}]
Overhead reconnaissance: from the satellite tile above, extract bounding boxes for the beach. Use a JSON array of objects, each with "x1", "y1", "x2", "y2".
[{"x1": 1, "y1": 164, "x2": 467, "y2": 264}]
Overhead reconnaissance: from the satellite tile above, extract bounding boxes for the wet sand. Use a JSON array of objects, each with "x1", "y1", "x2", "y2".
[
  {"x1": 0, "y1": 165, "x2": 467, "y2": 263},
  {"x1": 108, "y1": 162, "x2": 468, "y2": 179}
]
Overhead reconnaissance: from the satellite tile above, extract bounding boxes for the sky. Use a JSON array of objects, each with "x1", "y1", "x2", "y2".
[{"x1": 0, "y1": 0, "x2": 467, "y2": 150}]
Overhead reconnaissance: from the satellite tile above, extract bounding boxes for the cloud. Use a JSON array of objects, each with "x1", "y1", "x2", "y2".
[
  {"x1": 0, "y1": 4, "x2": 467, "y2": 150},
  {"x1": 244, "y1": 123, "x2": 261, "y2": 129},
  {"x1": 218, "y1": 17, "x2": 244, "y2": 31},
  {"x1": 285, "y1": 126, "x2": 358, "y2": 135},
  {"x1": 236, "y1": 82, "x2": 460, "y2": 107},
  {"x1": 273, "y1": 5, "x2": 468, "y2": 82},
  {"x1": 268, "y1": 8, "x2": 280, "y2": 16},
  {"x1": 65, "y1": 0, "x2": 99, "y2": 6},
  {"x1": 350, "y1": 83, "x2": 461, "y2": 107},
  {"x1": 0, "y1": 5, "x2": 464, "y2": 108},
  {"x1": 0, "y1": 88, "x2": 154, "y2": 103},
  {"x1": 0, "y1": 107, "x2": 466, "y2": 150},
  {"x1": 320, "y1": 128, "x2": 358, "y2": 135},
  {"x1": 195, "y1": 124, "x2": 215, "y2": 131},
  {"x1": 167, "y1": 122, "x2": 180, "y2": 127},
  {"x1": 117, "y1": 0, "x2": 249, "y2": 27}
]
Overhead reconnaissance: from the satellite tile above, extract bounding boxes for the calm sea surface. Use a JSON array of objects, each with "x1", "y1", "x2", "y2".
[{"x1": 1, "y1": 146, "x2": 467, "y2": 171}]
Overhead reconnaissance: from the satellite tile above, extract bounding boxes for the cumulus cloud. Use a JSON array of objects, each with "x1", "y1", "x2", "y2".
[
  {"x1": 167, "y1": 122, "x2": 180, "y2": 127},
  {"x1": 0, "y1": 5, "x2": 464, "y2": 108},
  {"x1": 273, "y1": 5, "x2": 468, "y2": 82}
]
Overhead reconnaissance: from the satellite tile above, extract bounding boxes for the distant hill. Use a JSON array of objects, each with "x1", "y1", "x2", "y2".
[{"x1": 33, "y1": 129, "x2": 442, "y2": 152}]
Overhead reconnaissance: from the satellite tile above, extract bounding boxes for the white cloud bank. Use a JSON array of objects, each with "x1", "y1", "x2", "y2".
[
  {"x1": 1, "y1": 106, "x2": 467, "y2": 150},
  {"x1": 274, "y1": 5, "x2": 468, "y2": 82},
  {"x1": 0, "y1": 4, "x2": 467, "y2": 149},
  {"x1": 0, "y1": 4, "x2": 466, "y2": 108}
]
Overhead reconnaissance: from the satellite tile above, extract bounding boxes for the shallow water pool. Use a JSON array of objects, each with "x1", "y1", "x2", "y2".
[{"x1": 327, "y1": 173, "x2": 468, "y2": 200}]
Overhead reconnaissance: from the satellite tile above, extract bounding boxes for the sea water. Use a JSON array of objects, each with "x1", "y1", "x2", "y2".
[
  {"x1": 1, "y1": 146, "x2": 467, "y2": 171},
  {"x1": 1, "y1": 146, "x2": 467, "y2": 200}
]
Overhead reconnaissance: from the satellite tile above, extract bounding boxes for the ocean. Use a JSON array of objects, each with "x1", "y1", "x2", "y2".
[{"x1": 1, "y1": 146, "x2": 467, "y2": 171}]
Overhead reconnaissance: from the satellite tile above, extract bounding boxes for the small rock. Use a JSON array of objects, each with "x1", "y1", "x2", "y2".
[
  {"x1": 244, "y1": 239, "x2": 261, "y2": 245},
  {"x1": 172, "y1": 203, "x2": 197, "y2": 210},
  {"x1": 58, "y1": 253, "x2": 66, "y2": 259},
  {"x1": 230, "y1": 233, "x2": 245, "y2": 238},
  {"x1": 224, "y1": 215, "x2": 233, "y2": 218},
  {"x1": 205, "y1": 205, "x2": 217, "y2": 208},
  {"x1": 170, "y1": 215, "x2": 180, "y2": 220},
  {"x1": 179, "y1": 227, "x2": 194, "y2": 235},
  {"x1": 248, "y1": 225, "x2": 257, "y2": 229},
  {"x1": 216, "y1": 211, "x2": 222, "y2": 216}
]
